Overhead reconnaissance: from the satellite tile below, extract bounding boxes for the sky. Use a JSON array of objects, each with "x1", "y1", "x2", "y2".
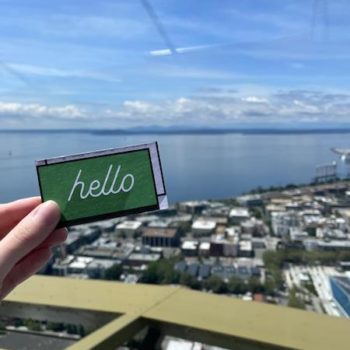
[{"x1": 1, "y1": 0, "x2": 350, "y2": 129}]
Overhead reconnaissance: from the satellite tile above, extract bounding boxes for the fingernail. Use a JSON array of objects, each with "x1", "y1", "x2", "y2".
[{"x1": 32, "y1": 201, "x2": 61, "y2": 226}]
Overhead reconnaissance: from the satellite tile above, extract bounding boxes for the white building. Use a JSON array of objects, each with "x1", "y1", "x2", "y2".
[
  {"x1": 229, "y1": 207, "x2": 250, "y2": 224},
  {"x1": 192, "y1": 219, "x2": 217, "y2": 235},
  {"x1": 181, "y1": 240, "x2": 199, "y2": 256},
  {"x1": 116, "y1": 220, "x2": 142, "y2": 237},
  {"x1": 199, "y1": 242, "x2": 211, "y2": 256}
]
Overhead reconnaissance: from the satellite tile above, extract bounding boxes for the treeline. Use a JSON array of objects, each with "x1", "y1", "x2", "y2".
[
  {"x1": 7, "y1": 318, "x2": 85, "y2": 336},
  {"x1": 140, "y1": 258, "x2": 272, "y2": 295},
  {"x1": 264, "y1": 250, "x2": 350, "y2": 268},
  {"x1": 263, "y1": 249, "x2": 350, "y2": 292}
]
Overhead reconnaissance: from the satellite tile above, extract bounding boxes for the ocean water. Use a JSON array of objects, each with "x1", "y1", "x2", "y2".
[{"x1": 0, "y1": 131, "x2": 349, "y2": 204}]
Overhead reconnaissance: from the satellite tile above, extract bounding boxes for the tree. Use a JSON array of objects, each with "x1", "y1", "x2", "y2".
[
  {"x1": 47, "y1": 321, "x2": 64, "y2": 332},
  {"x1": 288, "y1": 287, "x2": 305, "y2": 310},
  {"x1": 14, "y1": 318, "x2": 24, "y2": 328},
  {"x1": 78, "y1": 324, "x2": 85, "y2": 337},
  {"x1": 205, "y1": 275, "x2": 227, "y2": 294},
  {"x1": 179, "y1": 273, "x2": 201, "y2": 290},
  {"x1": 105, "y1": 263, "x2": 123, "y2": 281},
  {"x1": 65, "y1": 323, "x2": 78, "y2": 334},
  {"x1": 248, "y1": 276, "x2": 265, "y2": 294},
  {"x1": 227, "y1": 276, "x2": 247, "y2": 294},
  {"x1": 25, "y1": 319, "x2": 41, "y2": 332},
  {"x1": 264, "y1": 276, "x2": 278, "y2": 296},
  {"x1": 141, "y1": 259, "x2": 180, "y2": 285}
]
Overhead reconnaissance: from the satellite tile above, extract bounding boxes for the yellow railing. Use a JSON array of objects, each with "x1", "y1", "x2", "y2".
[{"x1": 2, "y1": 275, "x2": 350, "y2": 350}]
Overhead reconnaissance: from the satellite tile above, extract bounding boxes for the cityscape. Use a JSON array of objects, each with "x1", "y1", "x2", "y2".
[{"x1": 3, "y1": 178, "x2": 350, "y2": 348}]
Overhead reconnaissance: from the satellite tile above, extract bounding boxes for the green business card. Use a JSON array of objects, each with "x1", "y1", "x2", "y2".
[{"x1": 36, "y1": 142, "x2": 167, "y2": 226}]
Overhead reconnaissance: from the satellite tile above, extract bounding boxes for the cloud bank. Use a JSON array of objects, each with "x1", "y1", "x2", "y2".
[{"x1": 1, "y1": 89, "x2": 350, "y2": 128}]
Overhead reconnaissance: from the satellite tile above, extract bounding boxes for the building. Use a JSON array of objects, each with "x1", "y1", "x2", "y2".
[
  {"x1": 178, "y1": 201, "x2": 208, "y2": 215},
  {"x1": 330, "y1": 276, "x2": 350, "y2": 317},
  {"x1": 115, "y1": 220, "x2": 142, "y2": 237},
  {"x1": 67, "y1": 256, "x2": 94, "y2": 275},
  {"x1": 199, "y1": 242, "x2": 211, "y2": 257},
  {"x1": 142, "y1": 227, "x2": 180, "y2": 247},
  {"x1": 229, "y1": 207, "x2": 250, "y2": 225},
  {"x1": 126, "y1": 253, "x2": 161, "y2": 268},
  {"x1": 198, "y1": 264, "x2": 211, "y2": 280},
  {"x1": 237, "y1": 194, "x2": 263, "y2": 207},
  {"x1": 61, "y1": 232, "x2": 86, "y2": 255},
  {"x1": 77, "y1": 242, "x2": 134, "y2": 261},
  {"x1": 181, "y1": 240, "x2": 198, "y2": 256},
  {"x1": 187, "y1": 263, "x2": 200, "y2": 277},
  {"x1": 238, "y1": 241, "x2": 253, "y2": 258},
  {"x1": 86, "y1": 259, "x2": 117, "y2": 279},
  {"x1": 191, "y1": 219, "x2": 217, "y2": 235}
]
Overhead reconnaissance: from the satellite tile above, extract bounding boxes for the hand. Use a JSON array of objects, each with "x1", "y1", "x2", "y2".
[{"x1": 0, "y1": 197, "x2": 67, "y2": 299}]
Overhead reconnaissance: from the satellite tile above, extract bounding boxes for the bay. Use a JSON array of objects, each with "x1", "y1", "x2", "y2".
[{"x1": 0, "y1": 130, "x2": 349, "y2": 204}]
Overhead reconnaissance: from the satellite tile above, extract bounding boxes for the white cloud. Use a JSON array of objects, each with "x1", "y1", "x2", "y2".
[
  {"x1": 242, "y1": 96, "x2": 268, "y2": 103},
  {"x1": 0, "y1": 102, "x2": 85, "y2": 119},
  {"x1": 1, "y1": 89, "x2": 350, "y2": 127}
]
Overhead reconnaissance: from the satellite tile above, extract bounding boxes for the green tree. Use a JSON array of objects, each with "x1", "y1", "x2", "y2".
[
  {"x1": 288, "y1": 287, "x2": 305, "y2": 310},
  {"x1": 14, "y1": 318, "x2": 24, "y2": 328},
  {"x1": 205, "y1": 275, "x2": 227, "y2": 294},
  {"x1": 47, "y1": 322, "x2": 64, "y2": 332},
  {"x1": 248, "y1": 276, "x2": 265, "y2": 293},
  {"x1": 179, "y1": 273, "x2": 201, "y2": 290},
  {"x1": 141, "y1": 258, "x2": 180, "y2": 285},
  {"x1": 105, "y1": 263, "x2": 123, "y2": 281},
  {"x1": 264, "y1": 276, "x2": 278, "y2": 295},
  {"x1": 227, "y1": 276, "x2": 247, "y2": 294},
  {"x1": 78, "y1": 324, "x2": 85, "y2": 337},
  {"x1": 25, "y1": 319, "x2": 41, "y2": 332},
  {"x1": 65, "y1": 323, "x2": 78, "y2": 334}
]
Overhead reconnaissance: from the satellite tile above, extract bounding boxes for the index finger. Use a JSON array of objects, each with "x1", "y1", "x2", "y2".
[{"x1": 0, "y1": 197, "x2": 41, "y2": 237}]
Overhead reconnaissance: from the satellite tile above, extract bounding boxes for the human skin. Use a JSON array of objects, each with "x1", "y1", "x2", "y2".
[{"x1": 0, "y1": 197, "x2": 67, "y2": 299}]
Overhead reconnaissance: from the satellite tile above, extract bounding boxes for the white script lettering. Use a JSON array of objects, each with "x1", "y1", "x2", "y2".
[{"x1": 67, "y1": 164, "x2": 135, "y2": 202}]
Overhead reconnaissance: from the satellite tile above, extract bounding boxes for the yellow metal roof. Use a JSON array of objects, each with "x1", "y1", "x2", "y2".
[{"x1": 4, "y1": 275, "x2": 350, "y2": 350}]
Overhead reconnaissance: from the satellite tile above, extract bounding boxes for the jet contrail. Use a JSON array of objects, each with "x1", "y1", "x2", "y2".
[
  {"x1": 149, "y1": 33, "x2": 307, "y2": 57},
  {"x1": 140, "y1": 0, "x2": 177, "y2": 55}
]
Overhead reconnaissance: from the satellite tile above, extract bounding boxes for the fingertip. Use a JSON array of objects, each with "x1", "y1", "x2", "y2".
[
  {"x1": 56, "y1": 227, "x2": 68, "y2": 242},
  {"x1": 31, "y1": 200, "x2": 61, "y2": 226}
]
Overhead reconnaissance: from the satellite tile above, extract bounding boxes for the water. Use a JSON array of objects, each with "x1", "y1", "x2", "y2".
[{"x1": 0, "y1": 131, "x2": 349, "y2": 204}]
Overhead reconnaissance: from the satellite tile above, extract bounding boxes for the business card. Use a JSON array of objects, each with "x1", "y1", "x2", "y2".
[{"x1": 36, "y1": 142, "x2": 168, "y2": 227}]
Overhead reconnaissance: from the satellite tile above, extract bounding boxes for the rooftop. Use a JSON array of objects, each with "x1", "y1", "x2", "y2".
[
  {"x1": 192, "y1": 220, "x2": 217, "y2": 231},
  {"x1": 116, "y1": 221, "x2": 142, "y2": 230},
  {"x1": 142, "y1": 227, "x2": 178, "y2": 238},
  {"x1": 229, "y1": 207, "x2": 250, "y2": 218}
]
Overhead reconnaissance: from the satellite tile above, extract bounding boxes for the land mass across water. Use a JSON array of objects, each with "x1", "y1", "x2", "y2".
[{"x1": 2, "y1": 126, "x2": 350, "y2": 135}]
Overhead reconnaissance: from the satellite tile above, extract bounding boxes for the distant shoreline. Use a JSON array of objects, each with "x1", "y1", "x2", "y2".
[{"x1": 2, "y1": 128, "x2": 350, "y2": 135}]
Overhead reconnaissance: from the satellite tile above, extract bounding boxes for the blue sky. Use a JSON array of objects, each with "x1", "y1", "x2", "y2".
[{"x1": 1, "y1": 0, "x2": 350, "y2": 129}]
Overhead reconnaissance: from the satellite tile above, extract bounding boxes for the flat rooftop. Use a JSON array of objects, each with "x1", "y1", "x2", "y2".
[
  {"x1": 192, "y1": 220, "x2": 217, "y2": 230},
  {"x1": 116, "y1": 221, "x2": 142, "y2": 230},
  {"x1": 142, "y1": 227, "x2": 178, "y2": 238}
]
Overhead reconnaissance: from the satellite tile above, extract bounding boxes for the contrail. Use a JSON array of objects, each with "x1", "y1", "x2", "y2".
[
  {"x1": 140, "y1": 0, "x2": 177, "y2": 55},
  {"x1": 149, "y1": 33, "x2": 307, "y2": 57}
]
